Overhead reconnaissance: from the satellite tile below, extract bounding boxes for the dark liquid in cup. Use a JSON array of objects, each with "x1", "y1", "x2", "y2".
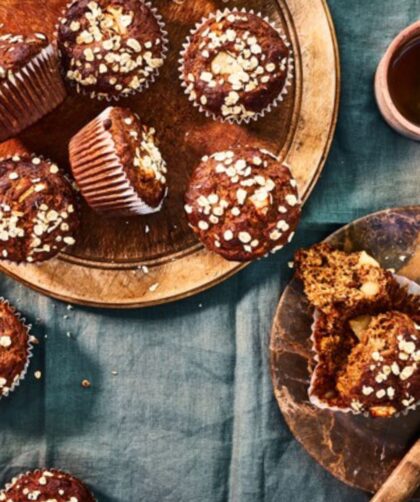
[{"x1": 388, "y1": 35, "x2": 420, "y2": 126}]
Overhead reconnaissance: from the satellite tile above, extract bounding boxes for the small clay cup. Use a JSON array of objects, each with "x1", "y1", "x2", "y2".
[{"x1": 375, "y1": 21, "x2": 420, "y2": 141}]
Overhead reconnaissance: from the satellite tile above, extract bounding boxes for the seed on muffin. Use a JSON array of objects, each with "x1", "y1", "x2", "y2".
[
  {"x1": 0, "y1": 299, "x2": 32, "y2": 399},
  {"x1": 184, "y1": 147, "x2": 301, "y2": 261},
  {"x1": 0, "y1": 469, "x2": 96, "y2": 501},
  {"x1": 0, "y1": 33, "x2": 66, "y2": 142},
  {"x1": 57, "y1": 0, "x2": 168, "y2": 100},
  {"x1": 0, "y1": 155, "x2": 80, "y2": 263},
  {"x1": 69, "y1": 106, "x2": 168, "y2": 216},
  {"x1": 180, "y1": 9, "x2": 293, "y2": 123}
]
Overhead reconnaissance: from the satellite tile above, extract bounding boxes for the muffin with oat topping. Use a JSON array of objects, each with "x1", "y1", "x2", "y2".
[
  {"x1": 185, "y1": 147, "x2": 300, "y2": 261},
  {"x1": 69, "y1": 106, "x2": 168, "y2": 216},
  {"x1": 57, "y1": 0, "x2": 167, "y2": 100},
  {"x1": 0, "y1": 155, "x2": 80, "y2": 263},
  {"x1": 0, "y1": 299, "x2": 32, "y2": 399},
  {"x1": 0, "y1": 33, "x2": 66, "y2": 142},
  {"x1": 0, "y1": 469, "x2": 96, "y2": 501},
  {"x1": 180, "y1": 9, "x2": 293, "y2": 123},
  {"x1": 295, "y1": 243, "x2": 420, "y2": 417}
]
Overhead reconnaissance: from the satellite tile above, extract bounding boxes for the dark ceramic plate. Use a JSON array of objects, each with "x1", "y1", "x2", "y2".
[{"x1": 270, "y1": 206, "x2": 420, "y2": 495}]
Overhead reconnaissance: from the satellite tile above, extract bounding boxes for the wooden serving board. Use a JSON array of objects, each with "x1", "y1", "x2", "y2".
[
  {"x1": 270, "y1": 206, "x2": 420, "y2": 496},
  {"x1": 0, "y1": 0, "x2": 339, "y2": 308}
]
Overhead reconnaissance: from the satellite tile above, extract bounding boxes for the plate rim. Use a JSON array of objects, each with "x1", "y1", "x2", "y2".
[
  {"x1": 0, "y1": 0, "x2": 341, "y2": 308},
  {"x1": 269, "y1": 204, "x2": 420, "y2": 494}
]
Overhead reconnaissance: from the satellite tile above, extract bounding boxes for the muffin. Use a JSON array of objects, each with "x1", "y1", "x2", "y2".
[
  {"x1": 180, "y1": 9, "x2": 293, "y2": 123},
  {"x1": 337, "y1": 312, "x2": 420, "y2": 417},
  {"x1": 0, "y1": 155, "x2": 80, "y2": 263},
  {"x1": 184, "y1": 147, "x2": 300, "y2": 261},
  {"x1": 0, "y1": 469, "x2": 95, "y2": 501},
  {"x1": 294, "y1": 244, "x2": 396, "y2": 320},
  {"x1": 69, "y1": 106, "x2": 167, "y2": 216},
  {"x1": 57, "y1": 0, "x2": 168, "y2": 100},
  {"x1": 295, "y1": 243, "x2": 420, "y2": 417},
  {"x1": 0, "y1": 33, "x2": 66, "y2": 142},
  {"x1": 0, "y1": 299, "x2": 32, "y2": 398}
]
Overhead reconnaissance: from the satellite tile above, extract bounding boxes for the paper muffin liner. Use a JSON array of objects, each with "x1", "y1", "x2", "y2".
[
  {"x1": 69, "y1": 107, "x2": 167, "y2": 215},
  {"x1": 56, "y1": 0, "x2": 169, "y2": 102},
  {"x1": 308, "y1": 274, "x2": 420, "y2": 418},
  {"x1": 0, "y1": 469, "x2": 97, "y2": 501},
  {"x1": 0, "y1": 153, "x2": 80, "y2": 265},
  {"x1": 0, "y1": 298, "x2": 33, "y2": 400},
  {"x1": 178, "y1": 7, "x2": 294, "y2": 125},
  {"x1": 0, "y1": 44, "x2": 66, "y2": 142}
]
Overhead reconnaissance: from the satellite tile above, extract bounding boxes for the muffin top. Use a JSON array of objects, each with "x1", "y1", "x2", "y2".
[
  {"x1": 0, "y1": 301, "x2": 29, "y2": 397},
  {"x1": 294, "y1": 244, "x2": 395, "y2": 319},
  {"x1": 0, "y1": 33, "x2": 49, "y2": 79},
  {"x1": 58, "y1": 0, "x2": 166, "y2": 99},
  {"x1": 0, "y1": 469, "x2": 95, "y2": 502},
  {"x1": 337, "y1": 311, "x2": 420, "y2": 417},
  {"x1": 0, "y1": 155, "x2": 79, "y2": 263},
  {"x1": 102, "y1": 107, "x2": 167, "y2": 208},
  {"x1": 181, "y1": 10, "x2": 291, "y2": 122},
  {"x1": 185, "y1": 147, "x2": 300, "y2": 261}
]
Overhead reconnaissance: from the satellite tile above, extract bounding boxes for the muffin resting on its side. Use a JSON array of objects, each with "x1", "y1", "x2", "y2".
[
  {"x1": 58, "y1": 0, "x2": 167, "y2": 100},
  {"x1": 0, "y1": 155, "x2": 80, "y2": 263},
  {"x1": 0, "y1": 469, "x2": 96, "y2": 502},
  {"x1": 180, "y1": 9, "x2": 293, "y2": 123},
  {"x1": 185, "y1": 147, "x2": 301, "y2": 261},
  {"x1": 0, "y1": 300, "x2": 31, "y2": 398},
  {"x1": 294, "y1": 243, "x2": 395, "y2": 320},
  {"x1": 69, "y1": 106, "x2": 167, "y2": 216},
  {"x1": 0, "y1": 33, "x2": 66, "y2": 141}
]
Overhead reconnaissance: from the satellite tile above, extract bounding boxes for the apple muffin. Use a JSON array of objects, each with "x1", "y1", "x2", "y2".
[
  {"x1": 69, "y1": 106, "x2": 168, "y2": 216},
  {"x1": 0, "y1": 469, "x2": 95, "y2": 501},
  {"x1": 185, "y1": 146, "x2": 300, "y2": 261},
  {"x1": 180, "y1": 9, "x2": 293, "y2": 123},
  {"x1": 0, "y1": 155, "x2": 79, "y2": 263}
]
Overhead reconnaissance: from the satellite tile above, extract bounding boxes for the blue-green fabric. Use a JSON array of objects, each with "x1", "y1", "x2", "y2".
[{"x1": 0, "y1": 1, "x2": 419, "y2": 501}]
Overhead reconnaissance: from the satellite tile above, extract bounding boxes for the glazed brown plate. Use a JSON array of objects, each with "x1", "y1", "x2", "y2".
[
  {"x1": 270, "y1": 206, "x2": 420, "y2": 496},
  {"x1": 0, "y1": 0, "x2": 339, "y2": 308}
]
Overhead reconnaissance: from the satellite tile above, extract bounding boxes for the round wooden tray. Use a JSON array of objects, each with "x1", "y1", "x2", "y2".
[
  {"x1": 0, "y1": 0, "x2": 340, "y2": 308},
  {"x1": 270, "y1": 206, "x2": 420, "y2": 496}
]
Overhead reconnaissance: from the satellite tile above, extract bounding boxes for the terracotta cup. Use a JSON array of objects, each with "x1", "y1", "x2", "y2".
[{"x1": 375, "y1": 21, "x2": 420, "y2": 141}]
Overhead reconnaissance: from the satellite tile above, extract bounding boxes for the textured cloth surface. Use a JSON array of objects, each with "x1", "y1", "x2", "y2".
[{"x1": 0, "y1": 1, "x2": 419, "y2": 501}]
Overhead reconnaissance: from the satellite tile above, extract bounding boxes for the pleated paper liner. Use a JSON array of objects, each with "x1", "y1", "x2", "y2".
[
  {"x1": 0, "y1": 298, "x2": 33, "y2": 400},
  {"x1": 0, "y1": 44, "x2": 66, "y2": 142},
  {"x1": 69, "y1": 107, "x2": 167, "y2": 216},
  {"x1": 0, "y1": 469, "x2": 97, "y2": 501},
  {"x1": 308, "y1": 275, "x2": 420, "y2": 418},
  {"x1": 179, "y1": 7, "x2": 294, "y2": 125},
  {"x1": 56, "y1": 0, "x2": 169, "y2": 102}
]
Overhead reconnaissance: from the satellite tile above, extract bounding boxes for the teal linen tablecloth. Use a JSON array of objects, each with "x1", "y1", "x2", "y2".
[{"x1": 0, "y1": 1, "x2": 419, "y2": 501}]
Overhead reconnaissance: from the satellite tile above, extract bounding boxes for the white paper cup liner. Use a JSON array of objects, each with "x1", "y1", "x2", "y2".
[
  {"x1": 0, "y1": 298, "x2": 33, "y2": 400},
  {"x1": 0, "y1": 469, "x2": 97, "y2": 501},
  {"x1": 56, "y1": 0, "x2": 169, "y2": 102},
  {"x1": 0, "y1": 44, "x2": 66, "y2": 142},
  {"x1": 178, "y1": 7, "x2": 294, "y2": 124},
  {"x1": 69, "y1": 107, "x2": 167, "y2": 216},
  {"x1": 308, "y1": 274, "x2": 420, "y2": 418}
]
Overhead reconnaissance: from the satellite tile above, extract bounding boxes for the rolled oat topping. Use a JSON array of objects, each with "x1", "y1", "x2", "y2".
[
  {"x1": 0, "y1": 300, "x2": 30, "y2": 398},
  {"x1": 181, "y1": 9, "x2": 292, "y2": 122},
  {"x1": 0, "y1": 469, "x2": 95, "y2": 502},
  {"x1": 0, "y1": 33, "x2": 48, "y2": 79},
  {"x1": 58, "y1": 0, "x2": 167, "y2": 99},
  {"x1": 0, "y1": 155, "x2": 79, "y2": 263},
  {"x1": 185, "y1": 147, "x2": 300, "y2": 261}
]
